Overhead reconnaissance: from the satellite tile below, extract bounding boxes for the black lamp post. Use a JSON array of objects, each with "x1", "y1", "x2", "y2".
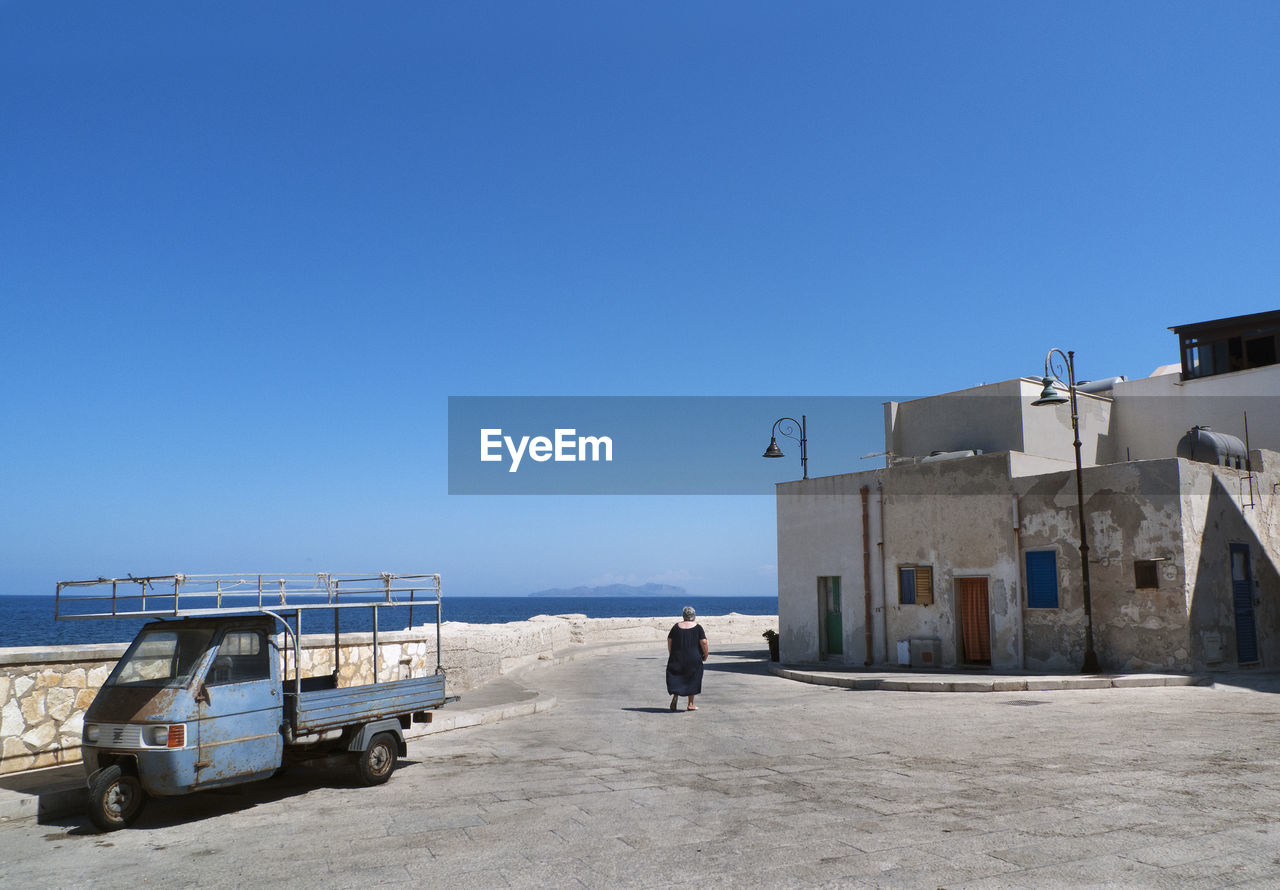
[
  {"x1": 763, "y1": 415, "x2": 807, "y2": 480},
  {"x1": 1031, "y1": 349, "x2": 1101, "y2": 674}
]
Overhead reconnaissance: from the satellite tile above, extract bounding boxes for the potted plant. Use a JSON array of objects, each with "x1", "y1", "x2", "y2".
[{"x1": 762, "y1": 628, "x2": 779, "y2": 662}]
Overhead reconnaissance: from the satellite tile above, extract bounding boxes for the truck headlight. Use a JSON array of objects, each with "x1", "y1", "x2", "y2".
[
  {"x1": 145, "y1": 724, "x2": 186, "y2": 748},
  {"x1": 84, "y1": 724, "x2": 100, "y2": 743}
]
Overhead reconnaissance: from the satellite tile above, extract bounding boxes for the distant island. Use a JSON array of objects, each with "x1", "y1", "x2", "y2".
[{"x1": 527, "y1": 583, "x2": 687, "y2": 598}]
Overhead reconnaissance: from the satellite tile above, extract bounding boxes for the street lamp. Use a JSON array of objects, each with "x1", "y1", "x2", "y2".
[
  {"x1": 763, "y1": 415, "x2": 807, "y2": 480},
  {"x1": 1031, "y1": 349, "x2": 1100, "y2": 674}
]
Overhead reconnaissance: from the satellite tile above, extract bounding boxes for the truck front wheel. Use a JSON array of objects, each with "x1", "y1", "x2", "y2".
[
  {"x1": 88, "y1": 765, "x2": 147, "y2": 831},
  {"x1": 355, "y1": 732, "x2": 398, "y2": 786}
]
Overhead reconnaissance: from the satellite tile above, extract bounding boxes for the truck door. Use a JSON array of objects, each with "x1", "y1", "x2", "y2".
[{"x1": 195, "y1": 626, "x2": 283, "y2": 787}]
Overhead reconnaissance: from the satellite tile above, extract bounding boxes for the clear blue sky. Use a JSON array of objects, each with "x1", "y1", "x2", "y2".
[{"x1": 3, "y1": 2, "x2": 1278, "y2": 598}]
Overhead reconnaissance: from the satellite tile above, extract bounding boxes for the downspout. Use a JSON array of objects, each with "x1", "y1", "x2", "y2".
[
  {"x1": 878, "y1": 480, "x2": 888, "y2": 665},
  {"x1": 1013, "y1": 493, "x2": 1024, "y2": 669},
  {"x1": 861, "y1": 486, "x2": 873, "y2": 666}
]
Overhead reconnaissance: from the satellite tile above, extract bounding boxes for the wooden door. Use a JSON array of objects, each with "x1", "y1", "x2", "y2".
[{"x1": 958, "y1": 577, "x2": 991, "y2": 665}]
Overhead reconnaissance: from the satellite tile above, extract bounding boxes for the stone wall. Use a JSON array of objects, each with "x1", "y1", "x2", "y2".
[{"x1": 0, "y1": 612, "x2": 773, "y2": 776}]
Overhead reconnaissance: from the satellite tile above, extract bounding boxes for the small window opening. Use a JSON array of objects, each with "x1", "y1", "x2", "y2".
[{"x1": 1134, "y1": 560, "x2": 1160, "y2": 589}]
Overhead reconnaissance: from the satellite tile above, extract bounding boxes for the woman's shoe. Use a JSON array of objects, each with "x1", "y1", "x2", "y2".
[{"x1": 670, "y1": 694, "x2": 678, "y2": 712}]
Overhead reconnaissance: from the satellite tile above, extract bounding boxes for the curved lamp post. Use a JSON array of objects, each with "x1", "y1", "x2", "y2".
[
  {"x1": 763, "y1": 415, "x2": 807, "y2": 480},
  {"x1": 1031, "y1": 349, "x2": 1100, "y2": 674}
]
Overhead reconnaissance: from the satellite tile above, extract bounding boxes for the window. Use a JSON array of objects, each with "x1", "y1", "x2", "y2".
[
  {"x1": 1026, "y1": 551, "x2": 1058, "y2": 609},
  {"x1": 898, "y1": 565, "x2": 933, "y2": 605},
  {"x1": 208, "y1": 631, "x2": 270, "y2": 685},
  {"x1": 1134, "y1": 560, "x2": 1160, "y2": 589},
  {"x1": 1175, "y1": 311, "x2": 1280, "y2": 380},
  {"x1": 112, "y1": 627, "x2": 216, "y2": 688}
]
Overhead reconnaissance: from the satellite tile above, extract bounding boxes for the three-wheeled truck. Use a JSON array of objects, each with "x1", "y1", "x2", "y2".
[{"x1": 55, "y1": 573, "x2": 454, "y2": 831}]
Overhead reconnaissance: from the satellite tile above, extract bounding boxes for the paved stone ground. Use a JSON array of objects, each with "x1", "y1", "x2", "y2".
[{"x1": 2, "y1": 648, "x2": 1280, "y2": 888}]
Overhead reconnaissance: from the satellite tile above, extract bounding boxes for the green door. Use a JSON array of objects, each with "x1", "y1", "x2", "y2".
[{"x1": 820, "y1": 576, "x2": 843, "y2": 656}]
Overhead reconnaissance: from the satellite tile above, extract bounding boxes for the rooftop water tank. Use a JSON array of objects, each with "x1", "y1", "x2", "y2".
[
  {"x1": 921, "y1": 449, "x2": 984, "y2": 463},
  {"x1": 1177, "y1": 426, "x2": 1247, "y2": 469},
  {"x1": 1075, "y1": 376, "x2": 1127, "y2": 394}
]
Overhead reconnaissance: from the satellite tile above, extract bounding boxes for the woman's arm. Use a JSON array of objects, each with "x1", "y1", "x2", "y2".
[{"x1": 700, "y1": 638, "x2": 709, "y2": 661}]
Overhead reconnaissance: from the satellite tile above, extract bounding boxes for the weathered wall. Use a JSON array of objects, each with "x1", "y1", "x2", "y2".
[
  {"x1": 777, "y1": 454, "x2": 1025, "y2": 670},
  {"x1": 1183, "y1": 451, "x2": 1280, "y2": 669},
  {"x1": 0, "y1": 612, "x2": 773, "y2": 776},
  {"x1": 881, "y1": 453, "x2": 1020, "y2": 670},
  {"x1": 1017, "y1": 460, "x2": 1191, "y2": 671}
]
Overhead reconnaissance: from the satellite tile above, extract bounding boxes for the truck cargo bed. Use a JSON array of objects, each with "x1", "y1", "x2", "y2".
[{"x1": 286, "y1": 674, "x2": 447, "y2": 734}]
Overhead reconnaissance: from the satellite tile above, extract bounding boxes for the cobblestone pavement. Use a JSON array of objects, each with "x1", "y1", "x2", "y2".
[{"x1": 2, "y1": 649, "x2": 1280, "y2": 888}]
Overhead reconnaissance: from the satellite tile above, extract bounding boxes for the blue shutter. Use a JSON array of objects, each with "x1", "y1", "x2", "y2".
[
  {"x1": 898, "y1": 568, "x2": 915, "y2": 605},
  {"x1": 1026, "y1": 551, "x2": 1058, "y2": 609}
]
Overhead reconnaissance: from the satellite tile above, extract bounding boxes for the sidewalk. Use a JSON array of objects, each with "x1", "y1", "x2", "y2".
[{"x1": 769, "y1": 662, "x2": 1209, "y2": 692}]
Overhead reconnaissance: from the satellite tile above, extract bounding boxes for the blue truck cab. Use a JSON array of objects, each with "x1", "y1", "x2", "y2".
[{"x1": 60, "y1": 573, "x2": 451, "y2": 831}]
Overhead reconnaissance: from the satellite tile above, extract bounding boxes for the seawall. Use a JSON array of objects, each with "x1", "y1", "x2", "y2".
[{"x1": 0, "y1": 612, "x2": 774, "y2": 776}]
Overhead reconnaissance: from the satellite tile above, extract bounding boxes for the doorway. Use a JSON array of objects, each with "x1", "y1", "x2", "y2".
[
  {"x1": 1230, "y1": 543, "x2": 1259, "y2": 664},
  {"x1": 957, "y1": 577, "x2": 991, "y2": 665},
  {"x1": 818, "y1": 576, "x2": 842, "y2": 658}
]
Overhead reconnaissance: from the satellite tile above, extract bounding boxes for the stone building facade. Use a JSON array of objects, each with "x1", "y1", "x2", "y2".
[{"x1": 776, "y1": 312, "x2": 1280, "y2": 673}]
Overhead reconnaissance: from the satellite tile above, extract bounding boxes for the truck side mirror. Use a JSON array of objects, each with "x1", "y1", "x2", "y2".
[{"x1": 195, "y1": 683, "x2": 210, "y2": 705}]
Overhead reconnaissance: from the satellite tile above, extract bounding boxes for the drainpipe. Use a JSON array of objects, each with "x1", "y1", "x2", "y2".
[
  {"x1": 1013, "y1": 493, "x2": 1024, "y2": 669},
  {"x1": 878, "y1": 480, "x2": 889, "y2": 665},
  {"x1": 861, "y1": 486, "x2": 873, "y2": 666}
]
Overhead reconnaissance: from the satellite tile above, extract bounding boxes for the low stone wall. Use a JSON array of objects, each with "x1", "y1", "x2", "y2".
[{"x1": 0, "y1": 612, "x2": 774, "y2": 776}]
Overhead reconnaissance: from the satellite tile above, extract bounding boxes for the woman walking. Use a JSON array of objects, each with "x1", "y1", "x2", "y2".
[{"x1": 666, "y1": 606, "x2": 709, "y2": 711}]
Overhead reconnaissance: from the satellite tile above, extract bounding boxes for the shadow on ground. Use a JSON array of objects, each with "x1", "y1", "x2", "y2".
[
  {"x1": 37, "y1": 759, "x2": 422, "y2": 836},
  {"x1": 703, "y1": 649, "x2": 775, "y2": 676},
  {"x1": 1203, "y1": 671, "x2": 1280, "y2": 694}
]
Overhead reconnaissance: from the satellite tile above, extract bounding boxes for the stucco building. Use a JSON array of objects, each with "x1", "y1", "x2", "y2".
[{"x1": 776, "y1": 311, "x2": 1280, "y2": 673}]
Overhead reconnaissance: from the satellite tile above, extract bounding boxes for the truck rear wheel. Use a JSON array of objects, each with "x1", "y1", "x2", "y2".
[
  {"x1": 88, "y1": 765, "x2": 147, "y2": 831},
  {"x1": 355, "y1": 732, "x2": 398, "y2": 786}
]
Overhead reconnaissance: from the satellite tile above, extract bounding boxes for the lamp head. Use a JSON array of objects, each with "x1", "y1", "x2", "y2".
[
  {"x1": 1031, "y1": 376, "x2": 1068, "y2": 406},
  {"x1": 762, "y1": 438, "x2": 784, "y2": 458}
]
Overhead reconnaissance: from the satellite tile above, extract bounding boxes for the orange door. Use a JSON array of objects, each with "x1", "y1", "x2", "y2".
[{"x1": 958, "y1": 578, "x2": 991, "y2": 665}]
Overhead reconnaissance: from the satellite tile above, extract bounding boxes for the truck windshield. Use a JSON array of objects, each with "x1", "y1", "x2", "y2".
[{"x1": 111, "y1": 627, "x2": 217, "y2": 687}]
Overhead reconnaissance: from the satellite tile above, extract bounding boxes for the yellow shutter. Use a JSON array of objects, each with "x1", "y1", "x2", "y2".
[{"x1": 915, "y1": 566, "x2": 933, "y2": 605}]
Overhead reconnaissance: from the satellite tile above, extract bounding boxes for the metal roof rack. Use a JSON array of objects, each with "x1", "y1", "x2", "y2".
[
  {"x1": 55, "y1": 573, "x2": 440, "y2": 620},
  {"x1": 56, "y1": 573, "x2": 445, "y2": 686}
]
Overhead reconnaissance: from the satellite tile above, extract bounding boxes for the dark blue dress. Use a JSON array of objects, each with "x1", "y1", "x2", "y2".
[{"x1": 666, "y1": 623, "x2": 706, "y2": 695}]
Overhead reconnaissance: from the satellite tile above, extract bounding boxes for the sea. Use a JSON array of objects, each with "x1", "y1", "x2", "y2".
[{"x1": 0, "y1": 595, "x2": 778, "y2": 649}]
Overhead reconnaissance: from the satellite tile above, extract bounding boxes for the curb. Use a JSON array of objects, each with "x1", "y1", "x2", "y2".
[
  {"x1": 0, "y1": 766, "x2": 85, "y2": 825},
  {"x1": 768, "y1": 664, "x2": 1209, "y2": 692}
]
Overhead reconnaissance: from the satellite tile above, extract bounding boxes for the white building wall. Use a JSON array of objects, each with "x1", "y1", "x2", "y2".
[
  {"x1": 775, "y1": 472, "x2": 880, "y2": 664},
  {"x1": 1110, "y1": 364, "x2": 1280, "y2": 461},
  {"x1": 885, "y1": 379, "x2": 1113, "y2": 467}
]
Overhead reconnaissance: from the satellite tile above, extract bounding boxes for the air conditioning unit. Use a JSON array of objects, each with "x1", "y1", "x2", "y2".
[{"x1": 909, "y1": 638, "x2": 942, "y2": 669}]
